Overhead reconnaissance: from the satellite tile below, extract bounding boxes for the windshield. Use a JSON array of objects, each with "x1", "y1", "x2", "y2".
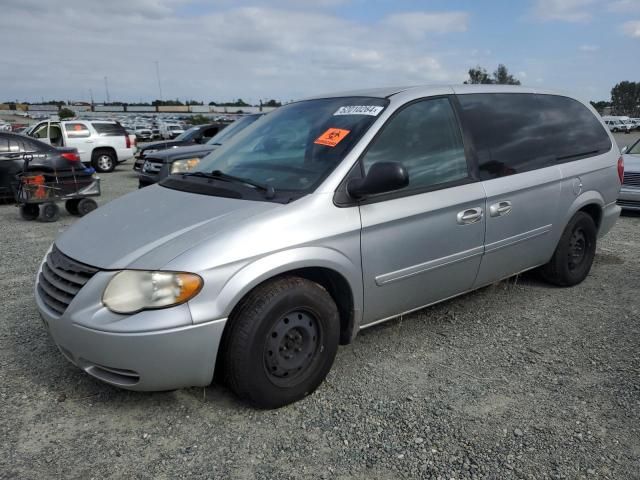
[
  {"x1": 206, "y1": 115, "x2": 262, "y2": 146},
  {"x1": 628, "y1": 139, "x2": 640, "y2": 154},
  {"x1": 168, "y1": 125, "x2": 182, "y2": 131},
  {"x1": 195, "y1": 97, "x2": 388, "y2": 193},
  {"x1": 174, "y1": 126, "x2": 199, "y2": 141}
]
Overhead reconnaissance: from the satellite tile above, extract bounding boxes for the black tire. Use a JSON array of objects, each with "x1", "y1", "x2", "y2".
[
  {"x1": 40, "y1": 202, "x2": 60, "y2": 222},
  {"x1": 538, "y1": 211, "x2": 597, "y2": 286},
  {"x1": 65, "y1": 199, "x2": 80, "y2": 216},
  {"x1": 92, "y1": 150, "x2": 116, "y2": 173},
  {"x1": 77, "y1": 198, "x2": 98, "y2": 216},
  {"x1": 19, "y1": 204, "x2": 39, "y2": 221},
  {"x1": 221, "y1": 276, "x2": 340, "y2": 409}
]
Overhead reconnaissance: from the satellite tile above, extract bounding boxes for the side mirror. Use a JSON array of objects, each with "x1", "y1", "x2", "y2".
[
  {"x1": 347, "y1": 161, "x2": 409, "y2": 199},
  {"x1": 621, "y1": 145, "x2": 628, "y2": 154}
]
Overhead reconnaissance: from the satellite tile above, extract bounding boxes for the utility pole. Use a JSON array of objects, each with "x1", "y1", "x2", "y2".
[
  {"x1": 104, "y1": 76, "x2": 111, "y2": 104},
  {"x1": 155, "y1": 61, "x2": 163, "y2": 101},
  {"x1": 89, "y1": 88, "x2": 94, "y2": 105}
]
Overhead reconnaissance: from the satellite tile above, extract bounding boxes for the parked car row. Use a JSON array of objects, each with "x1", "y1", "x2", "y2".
[
  {"x1": 602, "y1": 115, "x2": 640, "y2": 133},
  {"x1": 135, "y1": 114, "x2": 263, "y2": 186}
]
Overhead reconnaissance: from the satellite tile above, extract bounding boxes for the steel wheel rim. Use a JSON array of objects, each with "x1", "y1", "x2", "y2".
[
  {"x1": 264, "y1": 310, "x2": 321, "y2": 382},
  {"x1": 98, "y1": 155, "x2": 112, "y2": 170},
  {"x1": 568, "y1": 227, "x2": 587, "y2": 270}
]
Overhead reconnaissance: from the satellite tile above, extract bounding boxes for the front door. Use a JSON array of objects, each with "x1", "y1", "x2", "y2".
[
  {"x1": 30, "y1": 121, "x2": 51, "y2": 145},
  {"x1": 358, "y1": 97, "x2": 486, "y2": 325}
]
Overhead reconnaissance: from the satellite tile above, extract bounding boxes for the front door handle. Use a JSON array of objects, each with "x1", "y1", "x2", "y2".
[
  {"x1": 457, "y1": 207, "x2": 483, "y2": 225},
  {"x1": 489, "y1": 201, "x2": 512, "y2": 217}
]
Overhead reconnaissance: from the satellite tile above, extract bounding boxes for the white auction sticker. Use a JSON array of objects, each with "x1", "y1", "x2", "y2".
[{"x1": 333, "y1": 105, "x2": 384, "y2": 116}]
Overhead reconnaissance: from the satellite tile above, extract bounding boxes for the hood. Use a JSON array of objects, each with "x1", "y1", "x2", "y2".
[
  {"x1": 623, "y1": 153, "x2": 640, "y2": 173},
  {"x1": 141, "y1": 139, "x2": 193, "y2": 152},
  {"x1": 147, "y1": 144, "x2": 216, "y2": 162},
  {"x1": 55, "y1": 184, "x2": 279, "y2": 270}
]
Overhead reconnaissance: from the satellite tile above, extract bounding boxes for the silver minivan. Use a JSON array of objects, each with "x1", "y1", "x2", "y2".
[{"x1": 35, "y1": 85, "x2": 622, "y2": 408}]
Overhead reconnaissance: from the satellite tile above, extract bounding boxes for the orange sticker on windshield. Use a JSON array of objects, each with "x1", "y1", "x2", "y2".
[{"x1": 314, "y1": 128, "x2": 350, "y2": 147}]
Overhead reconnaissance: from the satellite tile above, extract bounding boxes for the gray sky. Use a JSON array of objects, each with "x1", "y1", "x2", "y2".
[{"x1": 1, "y1": 0, "x2": 638, "y2": 104}]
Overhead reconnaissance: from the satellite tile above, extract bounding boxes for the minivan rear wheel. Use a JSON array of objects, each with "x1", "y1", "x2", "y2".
[
  {"x1": 538, "y1": 211, "x2": 597, "y2": 286},
  {"x1": 221, "y1": 276, "x2": 340, "y2": 409}
]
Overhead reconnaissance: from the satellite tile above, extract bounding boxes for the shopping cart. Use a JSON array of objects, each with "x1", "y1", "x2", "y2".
[{"x1": 13, "y1": 154, "x2": 101, "y2": 222}]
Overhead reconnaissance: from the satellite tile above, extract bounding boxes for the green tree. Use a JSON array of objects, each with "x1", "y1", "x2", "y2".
[
  {"x1": 263, "y1": 99, "x2": 281, "y2": 107},
  {"x1": 58, "y1": 108, "x2": 75, "y2": 120},
  {"x1": 464, "y1": 64, "x2": 521, "y2": 85},
  {"x1": 492, "y1": 64, "x2": 521, "y2": 85},
  {"x1": 189, "y1": 114, "x2": 211, "y2": 125},
  {"x1": 590, "y1": 100, "x2": 611, "y2": 114},
  {"x1": 464, "y1": 66, "x2": 493, "y2": 84},
  {"x1": 610, "y1": 81, "x2": 640, "y2": 116}
]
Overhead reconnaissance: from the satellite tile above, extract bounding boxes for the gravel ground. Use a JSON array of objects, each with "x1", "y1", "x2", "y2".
[{"x1": 1, "y1": 136, "x2": 639, "y2": 479}]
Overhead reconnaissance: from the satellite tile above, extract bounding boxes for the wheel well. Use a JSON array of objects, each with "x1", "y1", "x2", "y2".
[
  {"x1": 227, "y1": 267, "x2": 356, "y2": 346},
  {"x1": 289, "y1": 267, "x2": 355, "y2": 345},
  {"x1": 578, "y1": 203, "x2": 602, "y2": 229},
  {"x1": 92, "y1": 147, "x2": 116, "y2": 159}
]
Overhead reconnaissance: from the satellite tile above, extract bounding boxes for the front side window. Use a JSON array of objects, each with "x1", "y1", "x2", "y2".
[
  {"x1": 194, "y1": 97, "x2": 388, "y2": 193},
  {"x1": 362, "y1": 97, "x2": 469, "y2": 192},
  {"x1": 32, "y1": 123, "x2": 48, "y2": 139}
]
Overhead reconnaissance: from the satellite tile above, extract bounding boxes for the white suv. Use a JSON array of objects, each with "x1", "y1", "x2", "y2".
[{"x1": 26, "y1": 120, "x2": 135, "y2": 172}]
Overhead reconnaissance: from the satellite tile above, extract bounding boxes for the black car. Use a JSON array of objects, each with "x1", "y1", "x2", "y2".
[
  {"x1": 137, "y1": 114, "x2": 264, "y2": 187},
  {"x1": 0, "y1": 132, "x2": 91, "y2": 202},
  {"x1": 133, "y1": 123, "x2": 225, "y2": 171}
]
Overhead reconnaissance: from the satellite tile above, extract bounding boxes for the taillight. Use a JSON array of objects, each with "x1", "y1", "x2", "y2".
[
  {"x1": 617, "y1": 155, "x2": 624, "y2": 184},
  {"x1": 125, "y1": 134, "x2": 131, "y2": 149},
  {"x1": 61, "y1": 152, "x2": 80, "y2": 162}
]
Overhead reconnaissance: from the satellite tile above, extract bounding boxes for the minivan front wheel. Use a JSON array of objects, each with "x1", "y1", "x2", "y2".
[
  {"x1": 221, "y1": 276, "x2": 340, "y2": 409},
  {"x1": 539, "y1": 211, "x2": 597, "y2": 286}
]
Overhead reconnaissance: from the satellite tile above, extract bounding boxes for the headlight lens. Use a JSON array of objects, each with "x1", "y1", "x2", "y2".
[
  {"x1": 171, "y1": 158, "x2": 200, "y2": 174},
  {"x1": 144, "y1": 149, "x2": 158, "y2": 155},
  {"x1": 103, "y1": 271, "x2": 203, "y2": 314}
]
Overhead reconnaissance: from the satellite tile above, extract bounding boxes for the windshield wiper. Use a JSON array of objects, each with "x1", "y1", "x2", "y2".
[{"x1": 181, "y1": 170, "x2": 275, "y2": 199}]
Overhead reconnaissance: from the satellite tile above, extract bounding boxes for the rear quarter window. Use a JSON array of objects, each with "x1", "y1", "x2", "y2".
[
  {"x1": 457, "y1": 93, "x2": 612, "y2": 179},
  {"x1": 64, "y1": 122, "x2": 91, "y2": 138},
  {"x1": 92, "y1": 122, "x2": 126, "y2": 136}
]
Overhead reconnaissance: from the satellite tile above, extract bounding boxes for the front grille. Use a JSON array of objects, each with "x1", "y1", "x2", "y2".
[
  {"x1": 142, "y1": 160, "x2": 162, "y2": 173},
  {"x1": 37, "y1": 245, "x2": 98, "y2": 316},
  {"x1": 617, "y1": 199, "x2": 640, "y2": 208},
  {"x1": 622, "y1": 172, "x2": 640, "y2": 188}
]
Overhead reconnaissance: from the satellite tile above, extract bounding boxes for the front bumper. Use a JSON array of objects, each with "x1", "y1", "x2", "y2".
[
  {"x1": 133, "y1": 156, "x2": 145, "y2": 171},
  {"x1": 617, "y1": 186, "x2": 640, "y2": 211},
  {"x1": 35, "y1": 268, "x2": 226, "y2": 391}
]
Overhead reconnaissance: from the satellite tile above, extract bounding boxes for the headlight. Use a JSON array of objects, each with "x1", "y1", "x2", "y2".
[
  {"x1": 171, "y1": 158, "x2": 201, "y2": 174},
  {"x1": 103, "y1": 271, "x2": 203, "y2": 314},
  {"x1": 144, "y1": 149, "x2": 158, "y2": 155}
]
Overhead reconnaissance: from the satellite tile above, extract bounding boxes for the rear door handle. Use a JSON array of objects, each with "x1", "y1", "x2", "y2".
[
  {"x1": 456, "y1": 207, "x2": 483, "y2": 225},
  {"x1": 489, "y1": 201, "x2": 512, "y2": 217}
]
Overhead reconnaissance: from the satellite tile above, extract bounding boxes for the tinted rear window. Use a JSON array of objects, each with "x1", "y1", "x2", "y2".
[
  {"x1": 457, "y1": 93, "x2": 612, "y2": 179},
  {"x1": 92, "y1": 122, "x2": 126, "y2": 136}
]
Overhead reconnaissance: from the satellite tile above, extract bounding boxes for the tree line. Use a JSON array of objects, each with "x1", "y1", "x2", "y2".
[{"x1": 591, "y1": 81, "x2": 640, "y2": 117}]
